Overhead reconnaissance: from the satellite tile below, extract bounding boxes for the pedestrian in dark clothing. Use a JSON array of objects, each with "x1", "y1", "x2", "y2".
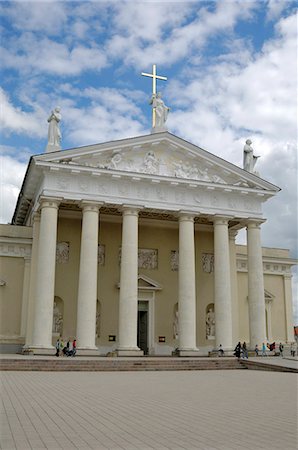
[
  {"x1": 234, "y1": 342, "x2": 241, "y2": 359},
  {"x1": 72, "y1": 339, "x2": 77, "y2": 356},
  {"x1": 242, "y1": 342, "x2": 248, "y2": 359},
  {"x1": 55, "y1": 338, "x2": 60, "y2": 357}
]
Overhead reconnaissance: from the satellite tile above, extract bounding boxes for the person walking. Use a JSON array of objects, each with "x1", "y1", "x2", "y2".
[
  {"x1": 218, "y1": 344, "x2": 224, "y2": 357},
  {"x1": 254, "y1": 344, "x2": 259, "y2": 356},
  {"x1": 234, "y1": 342, "x2": 241, "y2": 359},
  {"x1": 279, "y1": 342, "x2": 284, "y2": 357},
  {"x1": 72, "y1": 339, "x2": 77, "y2": 357},
  {"x1": 60, "y1": 338, "x2": 64, "y2": 356},
  {"x1": 55, "y1": 338, "x2": 60, "y2": 357},
  {"x1": 262, "y1": 342, "x2": 267, "y2": 356},
  {"x1": 242, "y1": 342, "x2": 248, "y2": 359}
]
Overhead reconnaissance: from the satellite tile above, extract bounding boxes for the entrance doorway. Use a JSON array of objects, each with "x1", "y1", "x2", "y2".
[{"x1": 138, "y1": 301, "x2": 148, "y2": 355}]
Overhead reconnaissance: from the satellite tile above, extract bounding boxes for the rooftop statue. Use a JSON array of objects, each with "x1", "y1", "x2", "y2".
[
  {"x1": 46, "y1": 107, "x2": 62, "y2": 153},
  {"x1": 141, "y1": 64, "x2": 169, "y2": 133},
  {"x1": 243, "y1": 139, "x2": 260, "y2": 174},
  {"x1": 150, "y1": 92, "x2": 170, "y2": 131}
]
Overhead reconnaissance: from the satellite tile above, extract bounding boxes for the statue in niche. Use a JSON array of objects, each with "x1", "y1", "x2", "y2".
[
  {"x1": 206, "y1": 307, "x2": 215, "y2": 339},
  {"x1": 46, "y1": 107, "x2": 62, "y2": 152},
  {"x1": 143, "y1": 151, "x2": 159, "y2": 174},
  {"x1": 202, "y1": 253, "x2": 214, "y2": 273},
  {"x1": 173, "y1": 304, "x2": 179, "y2": 339},
  {"x1": 243, "y1": 139, "x2": 260, "y2": 174},
  {"x1": 150, "y1": 92, "x2": 170, "y2": 129},
  {"x1": 170, "y1": 250, "x2": 179, "y2": 271},
  {"x1": 53, "y1": 301, "x2": 63, "y2": 335},
  {"x1": 98, "y1": 244, "x2": 105, "y2": 266},
  {"x1": 56, "y1": 242, "x2": 69, "y2": 264}
]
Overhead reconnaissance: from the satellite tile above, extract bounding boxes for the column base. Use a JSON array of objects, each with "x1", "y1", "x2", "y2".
[
  {"x1": 23, "y1": 346, "x2": 55, "y2": 355},
  {"x1": 177, "y1": 349, "x2": 200, "y2": 357},
  {"x1": 117, "y1": 348, "x2": 144, "y2": 357},
  {"x1": 76, "y1": 348, "x2": 99, "y2": 357}
]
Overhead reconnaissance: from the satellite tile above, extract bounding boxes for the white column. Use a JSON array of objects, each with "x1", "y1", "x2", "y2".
[
  {"x1": 118, "y1": 206, "x2": 143, "y2": 355},
  {"x1": 31, "y1": 199, "x2": 60, "y2": 349},
  {"x1": 20, "y1": 257, "x2": 31, "y2": 338},
  {"x1": 76, "y1": 202, "x2": 100, "y2": 350},
  {"x1": 265, "y1": 300, "x2": 273, "y2": 342},
  {"x1": 24, "y1": 213, "x2": 40, "y2": 347},
  {"x1": 247, "y1": 221, "x2": 266, "y2": 348},
  {"x1": 283, "y1": 274, "x2": 295, "y2": 342},
  {"x1": 229, "y1": 230, "x2": 239, "y2": 345},
  {"x1": 213, "y1": 217, "x2": 233, "y2": 350},
  {"x1": 178, "y1": 213, "x2": 198, "y2": 354}
]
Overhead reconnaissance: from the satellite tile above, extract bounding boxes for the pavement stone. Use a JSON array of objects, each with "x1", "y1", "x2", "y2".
[{"x1": 0, "y1": 370, "x2": 297, "y2": 450}]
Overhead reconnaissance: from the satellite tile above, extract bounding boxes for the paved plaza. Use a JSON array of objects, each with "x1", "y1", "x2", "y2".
[{"x1": 0, "y1": 369, "x2": 297, "y2": 450}]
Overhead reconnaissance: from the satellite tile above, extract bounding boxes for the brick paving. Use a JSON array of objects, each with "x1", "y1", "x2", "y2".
[{"x1": 0, "y1": 370, "x2": 297, "y2": 450}]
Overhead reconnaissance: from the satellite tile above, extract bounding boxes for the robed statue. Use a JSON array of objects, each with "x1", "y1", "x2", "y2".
[
  {"x1": 243, "y1": 139, "x2": 260, "y2": 174},
  {"x1": 150, "y1": 92, "x2": 170, "y2": 131},
  {"x1": 46, "y1": 107, "x2": 62, "y2": 152}
]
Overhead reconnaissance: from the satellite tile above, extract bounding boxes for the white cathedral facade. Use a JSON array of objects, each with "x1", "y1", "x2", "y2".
[{"x1": 0, "y1": 130, "x2": 296, "y2": 355}]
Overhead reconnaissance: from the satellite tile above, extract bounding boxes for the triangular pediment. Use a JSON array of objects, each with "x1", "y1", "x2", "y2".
[
  {"x1": 116, "y1": 274, "x2": 162, "y2": 290},
  {"x1": 137, "y1": 275, "x2": 162, "y2": 290},
  {"x1": 35, "y1": 132, "x2": 279, "y2": 192}
]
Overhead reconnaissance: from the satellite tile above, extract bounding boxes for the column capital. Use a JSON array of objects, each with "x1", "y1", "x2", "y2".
[
  {"x1": 79, "y1": 201, "x2": 103, "y2": 212},
  {"x1": 121, "y1": 205, "x2": 143, "y2": 216},
  {"x1": 213, "y1": 215, "x2": 233, "y2": 226},
  {"x1": 178, "y1": 211, "x2": 196, "y2": 222},
  {"x1": 39, "y1": 197, "x2": 62, "y2": 210},
  {"x1": 283, "y1": 274, "x2": 293, "y2": 280},
  {"x1": 246, "y1": 218, "x2": 266, "y2": 229}
]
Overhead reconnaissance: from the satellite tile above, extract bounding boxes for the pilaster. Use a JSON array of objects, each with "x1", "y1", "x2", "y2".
[
  {"x1": 24, "y1": 213, "x2": 40, "y2": 348},
  {"x1": 229, "y1": 230, "x2": 239, "y2": 344},
  {"x1": 283, "y1": 274, "x2": 295, "y2": 342},
  {"x1": 20, "y1": 257, "x2": 31, "y2": 338}
]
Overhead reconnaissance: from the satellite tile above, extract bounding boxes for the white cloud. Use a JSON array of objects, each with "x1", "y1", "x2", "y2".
[
  {"x1": 0, "y1": 88, "x2": 46, "y2": 137},
  {"x1": 108, "y1": 1, "x2": 257, "y2": 67},
  {"x1": 0, "y1": 152, "x2": 27, "y2": 224},
  {"x1": 1, "y1": 34, "x2": 108, "y2": 76},
  {"x1": 0, "y1": 1, "x2": 68, "y2": 35}
]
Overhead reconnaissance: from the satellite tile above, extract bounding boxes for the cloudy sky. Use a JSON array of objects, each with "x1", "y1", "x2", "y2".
[{"x1": 0, "y1": 0, "x2": 297, "y2": 320}]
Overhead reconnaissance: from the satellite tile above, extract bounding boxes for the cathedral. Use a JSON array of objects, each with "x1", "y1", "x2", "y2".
[{"x1": 0, "y1": 71, "x2": 296, "y2": 356}]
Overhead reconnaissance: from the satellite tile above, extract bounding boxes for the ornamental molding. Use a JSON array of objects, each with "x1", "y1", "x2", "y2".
[
  {"x1": 0, "y1": 239, "x2": 32, "y2": 258},
  {"x1": 236, "y1": 257, "x2": 293, "y2": 275},
  {"x1": 42, "y1": 170, "x2": 264, "y2": 219}
]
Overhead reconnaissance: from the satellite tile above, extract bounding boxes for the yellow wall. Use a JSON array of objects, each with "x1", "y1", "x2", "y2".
[
  {"x1": 0, "y1": 256, "x2": 24, "y2": 337},
  {"x1": 0, "y1": 220, "x2": 295, "y2": 351}
]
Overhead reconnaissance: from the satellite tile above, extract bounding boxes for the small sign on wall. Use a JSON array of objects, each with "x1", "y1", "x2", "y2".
[
  {"x1": 109, "y1": 335, "x2": 116, "y2": 342},
  {"x1": 159, "y1": 336, "x2": 166, "y2": 343}
]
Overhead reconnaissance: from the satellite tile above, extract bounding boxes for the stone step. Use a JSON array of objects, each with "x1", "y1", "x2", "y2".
[
  {"x1": 0, "y1": 358, "x2": 242, "y2": 371},
  {"x1": 2, "y1": 358, "x2": 294, "y2": 372}
]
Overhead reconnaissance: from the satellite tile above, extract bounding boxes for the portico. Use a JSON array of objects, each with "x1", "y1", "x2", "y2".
[{"x1": 6, "y1": 131, "x2": 291, "y2": 356}]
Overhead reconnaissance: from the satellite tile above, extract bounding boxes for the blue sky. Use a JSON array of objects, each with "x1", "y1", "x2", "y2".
[{"x1": 0, "y1": 0, "x2": 297, "y2": 319}]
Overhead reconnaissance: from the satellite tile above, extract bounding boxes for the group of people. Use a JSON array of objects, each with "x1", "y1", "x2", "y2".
[
  {"x1": 234, "y1": 342, "x2": 248, "y2": 359},
  {"x1": 55, "y1": 338, "x2": 76, "y2": 357}
]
